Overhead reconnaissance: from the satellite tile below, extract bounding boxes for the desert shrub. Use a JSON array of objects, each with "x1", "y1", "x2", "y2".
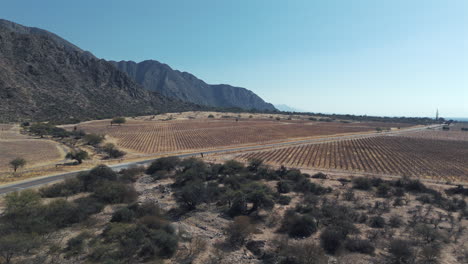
[
  {"x1": 344, "y1": 238, "x2": 375, "y2": 254},
  {"x1": 74, "y1": 196, "x2": 105, "y2": 216},
  {"x1": 320, "y1": 227, "x2": 345, "y2": 254},
  {"x1": 445, "y1": 185, "x2": 468, "y2": 196},
  {"x1": 2, "y1": 190, "x2": 50, "y2": 234},
  {"x1": 311, "y1": 172, "x2": 327, "y2": 179},
  {"x1": 389, "y1": 215, "x2": 403, "y2": 228},
  {"x1": 175, "y1": 180, "x2": 206, "y2": 210},
  {"x1": 294, "y1": 178, "x2": 331, "y2": 195},
  {"x1": 343, "y1": 189, "x2": 355, "y2": 201},
  {"x1": 369, "y1": 216, "x2": 386, "y2": 228},
  {"x1": 284, "y1": 169, "x2": 303, "y2": 181},
  {"x1": 40, "y1": 178, "x2": 83, "y2": 197},
  {"x1": 244, "y1": 183, "x2": 275, "y2": 213},
  {"x1": 247, "y1": 158, "x2": 263, "y2": 172},
  {"x1": 377, "y1": 183, "x2": 391, "y2": 197},
  {"x1": 150, "y1": 228, "x2": 178, "y2": 258},
  {"x1": 0, "y1": 233, "x2": 41, "y2": 264},
  {"x1": 78, "y1": 165, "x2": 117, "y2": 191},
  {"x1": 394, "y1": 187, "x2": 406, "y2": 197},
  {"x1": 276, "y1": 239, "x2": 328, "y2": 264},
  {"x1": 226, "y1": 216, "x2": 255, "y2": 247},
  {"x1": 146, "y1": 156, "x2": 180, "y2": 175},
  {"x1": 44, "y1": 199, "x2": 83, "y2": 228},
  {"x1": 221, "y1": 160, "x2": 245, "y2": 175},
  {"x1": 418, "y1": 243, "x2": 442, "y2": 264},
  {"x1": 66, "y1": 232, "x2": 90, "y2": 255},
  {"x1": 83, "y1": 133, "x2": 104, "y2": 146},
  {"x1": 277, "y1": 180, "x2": 292, "y2": 193},
  {"x1": 65, "y1": 150, "x2": 89, "y2": 164},
  {"x1": 119, "y1": 166, "x2": 145, "y2": 182},
  {"x1": 277, "y1": 195, "x2": 291, "y2": 205},
  {"x1": 388, "y1": 239, "x2": 414, "y2": 264},
  {"x1": 280, "y1": 210, "x2": 317, "y2": 238},
  {"x1": 207, "y1": 114, "x2": 214, "y2": 118},
  {"x1": 93, "y1": 181, "x2": 138, "y2": 204},
  {"x1": 138, "y1": 215, "x2": 169, "y2": 230},
  {"x1": 352, "y1": 177, "x2": 372, "y2": 190},
  {"x1": 111, "y1": 207, "x2": 135, "y2": 223},
  {"x1": 413, "y1": 224, "x2": 441, "y2": 244},
  {"x1": 227, "y1": 192, "x2": 248, "y2": 217},
  {"x1": 102, "y1": 143, "x2": 126, "y2": 158},
  {"x1": 403, "y1": 179, "x2": 427, "y2": 193}
]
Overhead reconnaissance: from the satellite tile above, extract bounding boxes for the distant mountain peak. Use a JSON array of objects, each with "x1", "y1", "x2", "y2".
[
  {"x1": 274, "y1": 104, "x2": 304, "y2": 112},
  {"x1": 110, "y1": 59, "x2": 276, "y2": 111}
]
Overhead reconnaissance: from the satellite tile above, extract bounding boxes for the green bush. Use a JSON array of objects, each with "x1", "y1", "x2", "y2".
[
  {"x1": 74, "y1": 197, "x2": 105, "y2": 216},
  {"x1": 369, "y1": 216, "x2": 386, "y2": 228},
  {"x1": 227, "y1": 192, "x2": 248, "y2": 217},
  {"x1": 388, "y1": 239, "x2": 414, "y2": 264},
  {"x1": 352, "y1": 177, "x2": 372, "y2": 190},
  {"x1": 119, "y1": 166, "x2": 145, "y2": 182},
  {"x1": 226, "y1": 216, "x2": 255, "y2": 247},
  {"x1": 280, "y1": 210, "x2": 317, "y2": 238},
  {"x1": 175, "y1": 180, "x2": 206, "y2": 210},
  {"x1": 83, "y1": 133, "x2": 104, "y2": 146},
  {"x1": 93, "y1": 181, "x2": 138, "y2": 204},
  {"x1": 146, "y1": 156, "x2": 180, "y2": 175},
  {"x1": 150, "y1": 229, "x2": 178, "y2": 258},
  {"x1": 345, "y1": 239, "x2": 374, "y2": 254},
  {"x1": 111, "y1": 207, "x2": 135, "y2": 223},
  {"x1": 277, "y1": 195, "x2": 291, "y2": 205},
  {"x1": 376, "y1": 183, "x2": 391, "y2": 197},
  {"x1": 78, "y1": 165, "x2": 117, "y2": 191},
  {"x1": 40, "y1": 178, "x2": 83, "y2": 198},
  {"x1": 320, "y1": 227, "x2": 345, "y2": 254},
  {"x1": 277, "y1": 180, "x2": 291, "y2": 193}
]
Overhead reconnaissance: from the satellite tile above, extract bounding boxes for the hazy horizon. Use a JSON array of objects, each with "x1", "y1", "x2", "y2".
[{"x1": 2, "y1": 0, "x2": 467, "y2": 117}]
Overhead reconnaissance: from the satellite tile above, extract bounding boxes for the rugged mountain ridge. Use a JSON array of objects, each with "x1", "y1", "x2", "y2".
[
  {"x1": 0, "y1": 20, "x2": 197, "y2": 122},
  {"x1": 110, "y1": 60, "x2": 276, "y2": 111}
]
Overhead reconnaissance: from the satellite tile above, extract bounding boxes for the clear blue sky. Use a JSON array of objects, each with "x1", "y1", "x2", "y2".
[{"x1": 2, "y1": 0, "x2": 467, "y2": 117}]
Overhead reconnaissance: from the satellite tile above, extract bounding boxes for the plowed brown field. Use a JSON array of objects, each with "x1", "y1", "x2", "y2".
[
  {"x1": 237, "y1": 136, "x2": 468, "y2": 182},
  {"x1": 71, "y1": 119, "x2": 411, "y2": 154}
]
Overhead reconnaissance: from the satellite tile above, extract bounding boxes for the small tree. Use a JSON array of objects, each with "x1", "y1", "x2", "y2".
[
  {"x1": 0, "y1": 233, "x2": 40, "y2": 264},
  {"x1": 10, "y1": 158, "x2": 26, "y2": 172},
  {"x1": 66, "y1": 150, "x2": 89, "y2": 164},
  {"x1": 111, "y1": 117, "x2": 126, "y2": 126}
]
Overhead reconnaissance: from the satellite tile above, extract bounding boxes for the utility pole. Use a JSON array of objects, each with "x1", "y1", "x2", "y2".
[{"x1": 435, "y1": 109, "x2": 439, "y2": 121}]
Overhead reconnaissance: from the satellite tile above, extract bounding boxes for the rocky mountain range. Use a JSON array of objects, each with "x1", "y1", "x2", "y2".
[
  {"x1": 0, "y1": 19, "x2": 199, "y2": 122},
  {"x1": 110, "y1": 60, "x2": 276, "y2": 111},
  {"x1": 0, "y1": 19, "x2": 275, "y2": 122}
]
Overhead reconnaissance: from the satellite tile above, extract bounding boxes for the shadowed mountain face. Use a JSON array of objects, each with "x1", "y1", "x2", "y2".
[
  {"x1": 0, "y1": 20, "x2": 198, "y2": 122},
  {"x1": 110, "y1": 60, "x2": 276, "y2": 111}
]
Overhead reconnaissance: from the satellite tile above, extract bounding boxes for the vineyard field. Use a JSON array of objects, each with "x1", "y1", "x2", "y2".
[
  {"x1": 70, "y1": 119, "x2": 412, "y2": 154},
  {"x1": 236, "y1": 136, "x2": 468, "y2": 182}
]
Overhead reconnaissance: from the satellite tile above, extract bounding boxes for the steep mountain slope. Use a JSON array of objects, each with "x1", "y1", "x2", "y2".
[
  {"x1": 110, "y1": 60, "x2": 276, "y2": 111},
  {"x1": 0, "y1": 20, "x2": 196, "y2": 122}
]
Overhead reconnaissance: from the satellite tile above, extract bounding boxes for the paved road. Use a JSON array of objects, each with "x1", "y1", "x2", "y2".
[{"x1": 0, "y1": 124, "x2": 439, "y2": 195}]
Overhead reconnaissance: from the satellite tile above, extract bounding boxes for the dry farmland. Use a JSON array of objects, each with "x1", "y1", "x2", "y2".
[
  {"x1": 0, "y1": 140, "x2": 63, "y2": 171},
  {"x1": 0, "y1": 124, "x2": 64, "y2": 172},
  {"x1": 71, "y1": 119, "x2": 411, "y2": 154},
  {"x1": 237, "y1": 136, "x2": 468, "y2": 182}
]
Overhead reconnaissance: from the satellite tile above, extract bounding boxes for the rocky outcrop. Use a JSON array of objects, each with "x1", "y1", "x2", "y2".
[
  {"x1": 0, "y1": 20, "x2": 197, "y2": 122},
  {"x1": 110, "y1": 60, "x2": 276, "y2": 111}
]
